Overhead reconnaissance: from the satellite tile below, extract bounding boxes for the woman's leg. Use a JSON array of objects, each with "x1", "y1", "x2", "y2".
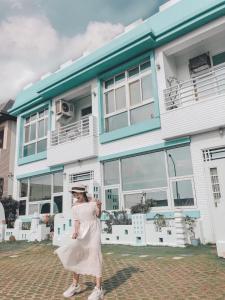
[
  {"x1": 73, "y1": 273, "x2": 80, "y2": 285},
  {"x1": 95, "y1": 276, "x2": 102, "y2": 289}
]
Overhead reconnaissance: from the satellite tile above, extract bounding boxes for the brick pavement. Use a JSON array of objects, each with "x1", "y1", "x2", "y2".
[{"x1": 0, "y1": 243, "x2": 225, "y2": 300}]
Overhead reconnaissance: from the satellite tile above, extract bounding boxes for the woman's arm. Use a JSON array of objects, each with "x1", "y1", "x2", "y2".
[
  {"x1": 96, "y1": 200, "x2": 102, "y2": 218},
  {"x1": 72, "y1": 220, "x2": 80, "y2": 239}
]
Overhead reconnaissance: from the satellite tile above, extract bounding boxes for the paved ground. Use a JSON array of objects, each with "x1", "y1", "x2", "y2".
[{"x1": 0, "y1": 241, "x2": 225, "y2": 300}]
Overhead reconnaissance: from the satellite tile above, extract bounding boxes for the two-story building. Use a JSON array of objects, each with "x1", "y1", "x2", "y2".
[
  {"x1": 9, "y1": 0, "x2": 225, "y2": 256},
  {"x1": 0, "y1": 100, "x2": 17, "y2": 198}
]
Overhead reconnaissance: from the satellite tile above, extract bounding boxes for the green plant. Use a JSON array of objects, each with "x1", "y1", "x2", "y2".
[
  {"x1": 185, "y1": 216, "x2": 196, "y2": 239},
  {"x1": 153, "y1": 214, "x2": 167, "y2": 231},
  {"x1": 130, "y1": 198, "x2": 153, "y2": 214},
  {"x1": 101, "y1": 210, "x2": 131, "y2": 234}
]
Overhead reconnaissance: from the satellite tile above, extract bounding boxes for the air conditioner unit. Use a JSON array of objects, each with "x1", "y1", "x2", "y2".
[
  {"x1": 189, "y1": 52, "x2": 211, "y2": 76},
  {"x1": 55, "y1": 100, "x2": 74, "y2": 118}
]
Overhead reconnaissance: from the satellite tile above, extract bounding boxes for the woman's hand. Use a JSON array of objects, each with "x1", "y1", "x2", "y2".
[{"x1": 72, "y1": 232, "x2": 78, "y2": 239}]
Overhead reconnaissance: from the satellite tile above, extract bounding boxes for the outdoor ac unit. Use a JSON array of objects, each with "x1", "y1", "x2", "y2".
[
  {"x1": 189, "y1": 52, "x2": 211, "y2": 76},
  {"x1": 55, "y1": 100, "x2": 74, "y2": 118}
]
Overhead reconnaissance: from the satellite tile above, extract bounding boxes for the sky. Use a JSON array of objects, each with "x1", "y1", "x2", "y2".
[{"x1": 0, "y1": 0, "x2": 167, "y2": 103}]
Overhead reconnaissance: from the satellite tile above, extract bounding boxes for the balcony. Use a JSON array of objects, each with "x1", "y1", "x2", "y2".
[
  {"x1": 161, "y1": 64, "x2": 225, "y2": 139},
  {"x1": 48, "y1": 115, "x2": 98, "y2": 166}
]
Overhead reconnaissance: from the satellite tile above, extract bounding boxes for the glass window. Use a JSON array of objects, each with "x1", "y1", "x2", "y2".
[
  {"x1": 146, "y1": 190, "x2": 168, "y2": 207},
  {"x1": 37, "y1": 139, "x2": 47, "y2": 153},
  {"x1": 25, "y1": 126, "x2": 30, "y2": 143},
  {"x1": 140, "y1": 61, "x2": 151, "y2": 72},
  {"x1": 167, "y1": 146, "x2": 193, "y2": 177},
  {"x1": 115, "y1": 72, "x2": 125, "y2": 83},
  {"x1": 124, "y1": 193, "x2": 142, "y2": 209},
  {"x1": 40, "y1": 203, "x2": 50, "y2": 214},
  {"x1": 103, "y1": 161, "x2": 120, "y2": 185},
  {"x1": 0, "y1": 129, "x2": 4, "y2": 148},
  {"x1": 210, "y1": 168, "x2": 221, "y2": 202},
  {"x1": 23, "y1": 108, "x2": 48, "y2": 157},
  {"x1": 20, "y1": 179, "x2": 28, "y2": 197},
  {"x1": 172, "y1": 179, "x2": 194, "y2": 206},
  {"x1": 129, "y1": 80, "x2": 141, "y2": 106},
  {"x1": 30, "y1": 174, "x2": 51, "y2": 202},
  {"x1": 103, "y1": 58, "x2": 153, "y2": 132},
  {"x1": 122, "y1": 151, "x2": 167, "y2": 191},
  {"x1": 105, "y1": 90, "x2": 115, "y2": 114},
  {"x1": 0, "y1": 178, "x2": 4, "y2": 198},
  {"x1": 24, "y1": 143, "x2": 35, "y2": 157},
  {"x1": 128, "y1": 66, "x2": 139, "y2": 77},
  {"x1": 105, "y1": 112, "x2": 128, "y2": 132},
  {"x1": 115, "y1": 86, "x2": 126, "y2": 110},
  {"x1": 53, "y1": 195, "x2": 63, "y2": 213},
  {"x1": 19, "y1": 200, "x2": 26, "y2": 215},
  {"x1": 105, "y1": 189, "x2": 119, "y2": 210},
  {"x1": 30, "y1": 123, "x2": 36, "y2": 141},
  {"x1": 38, "y1": 119, "x2": 45, "y2": 138},
  {"x1": 53, "y1": 172, "x2": 63, "y2": 193},
  {"x1": 130, "y1": 103, "x2": 154, "y2": 125},
  {"x1": 142, "y1": 74, "x2": 152, "y2": 100}
]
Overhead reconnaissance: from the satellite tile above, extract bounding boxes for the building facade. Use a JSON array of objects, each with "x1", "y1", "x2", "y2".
[
  {"x1": 8, "y1": 0, "x2": 225, "y2": 256},
  {"x1": 0, "y1": 100, "x2": 17, "y2": 198}
]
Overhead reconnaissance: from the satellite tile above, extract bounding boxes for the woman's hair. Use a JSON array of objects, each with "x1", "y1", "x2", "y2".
[{"x1": 83, "y1": 192, "x2": 89, "y2": 202}]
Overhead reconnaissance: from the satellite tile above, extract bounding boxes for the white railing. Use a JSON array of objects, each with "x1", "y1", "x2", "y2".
[
  {"x1": 51, "y1": 115, "x2": 96, "y2": 146},
  {"x1": 164, "y1": 63, "x2": 225, "y2": 111}
]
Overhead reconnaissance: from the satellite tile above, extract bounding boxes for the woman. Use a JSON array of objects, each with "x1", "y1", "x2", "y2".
[{"x1": 55, "y1": 183, "x2": 103, "y2": 300}]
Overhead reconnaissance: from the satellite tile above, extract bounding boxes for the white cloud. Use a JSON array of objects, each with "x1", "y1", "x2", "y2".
[{"x1": 0, "y1": 15, "x2": 124, "y2": 103}]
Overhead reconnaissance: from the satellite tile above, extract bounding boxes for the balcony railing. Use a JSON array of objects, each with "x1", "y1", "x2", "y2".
[
  {"x1": 51, "y1": 115, "x2": 96, "y2": 146},
  {"x1": 164, "y1": 63, "x2": 225, "y2": 111}
]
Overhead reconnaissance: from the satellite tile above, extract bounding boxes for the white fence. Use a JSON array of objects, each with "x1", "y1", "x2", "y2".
[
  {"x1": 51, "y1": 115, "x2": 96, "y2": 146},
  {"x1": 164, "y1": 64, "x2": 225, "y2": 110}
]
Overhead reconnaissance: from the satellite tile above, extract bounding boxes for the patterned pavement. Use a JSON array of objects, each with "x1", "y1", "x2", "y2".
[{"x1": 0, "y1": 242, "x2": 225, "y2": 300}]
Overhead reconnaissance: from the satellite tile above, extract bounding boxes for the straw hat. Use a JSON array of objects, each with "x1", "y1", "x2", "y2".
[{"x1": 69, "y1": 183, "x2": 87, "y2": 193}]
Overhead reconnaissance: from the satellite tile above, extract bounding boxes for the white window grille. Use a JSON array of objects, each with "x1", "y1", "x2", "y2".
[
  {"x1": 69, "y1": 171, "x2": 94, "y2": 183},
  {"x1": 203, "y1": 147, "x2": 225, "y2": 161},
  {"x1": 210, "y1": 168, "x2": 221, "y2": 204}
]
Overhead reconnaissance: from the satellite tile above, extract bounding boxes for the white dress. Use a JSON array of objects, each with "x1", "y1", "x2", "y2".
[{"x1": 55, "y1": 201, "x2": 102, "y2": 277}]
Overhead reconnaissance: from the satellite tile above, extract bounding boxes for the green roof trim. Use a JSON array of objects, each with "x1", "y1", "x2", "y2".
[{"x1": 10, "y1": 0, "x2": 225, "y2": 116}]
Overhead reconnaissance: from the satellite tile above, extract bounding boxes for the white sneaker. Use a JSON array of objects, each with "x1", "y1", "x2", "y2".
[
  {"x1": 63, "y1": 283, "x2": 81, "y2": 298},
  {"x1": 88, "y1": 286, "x2": 104, "y2": 300}
]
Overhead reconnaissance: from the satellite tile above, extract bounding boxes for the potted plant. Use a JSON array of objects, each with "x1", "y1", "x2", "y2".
[
  {"x1": 185, "y1": 216, "x2": 200, "y2": 246},
  {"x1": 153, "y1": 214, "x2": 167, "y2": 232}
]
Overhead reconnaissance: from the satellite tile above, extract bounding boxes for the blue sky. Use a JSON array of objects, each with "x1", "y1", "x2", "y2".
[{"x1": 0, "y1": 0, "x2": 166, "y2": 102}]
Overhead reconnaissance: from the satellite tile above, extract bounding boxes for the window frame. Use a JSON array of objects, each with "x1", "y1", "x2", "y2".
[
  {"x1": 23, "y1": 108, "x2": 48, "y2": 157},
  {"x1": 103, "y1": 60, "x2": 154, "y2": 132}
]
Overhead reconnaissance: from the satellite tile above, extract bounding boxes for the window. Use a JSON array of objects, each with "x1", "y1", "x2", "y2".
[
  {"x1": 19, "y1": 200, "x2": 26, "y2": 216},
  {"x1": 0, "y1": 129, "x2": 4, "y2": 149},
  {"x1": 121, "y1": 151, "x2": 167, "y2": 191},
  {"x1": 105, "y1": 189, "x2": 119, "y2": 210},
  {"x1": 20, "y1": 179, "x2": 28, "y2": 197},
  {"x1": 167, "y1": 146, "x2": 193, "y2": 177},
  {"x1": 19, "y1": 171, "x2": 63, "y2": 215},
  {"x1": 103, "y1": 145, "x2": 195, "y2": 210},
  {"x1": 210, "y1": 168, "x2": 221, "y2": 204},
  {"x1": 30, "y1": 174, "x2": 51, "y2": 202},
  {"x1": 23, "y1": 108, "x2": 48, "y2": 157},
  {"x1": 81, "y1": 106, "x2": 92, "y2": 117},
  {"x1": 69, "y1": 171, "x2": 94, "y2": 183},
  {"x1": 103, "y1": 161, "x2": 120, "y2": 185},
  {"x1": 172, "y1": 179, "x2": 194, "y2": 206},
  {"x1": 53, "y1": 195, "x2": 63, "y2": 213},
  {"x1": 203, "y1": 147, "x2": 225, "y2": 161},
  {"x1": 103, "y1": 59, "x2": 154, "y2": 132},
  {"x1": 53, "y1": 172, "x2": 63, "y2": 193},
  {"x1": 146, "y1": 190, "x2": 168, "y2": 207}
]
